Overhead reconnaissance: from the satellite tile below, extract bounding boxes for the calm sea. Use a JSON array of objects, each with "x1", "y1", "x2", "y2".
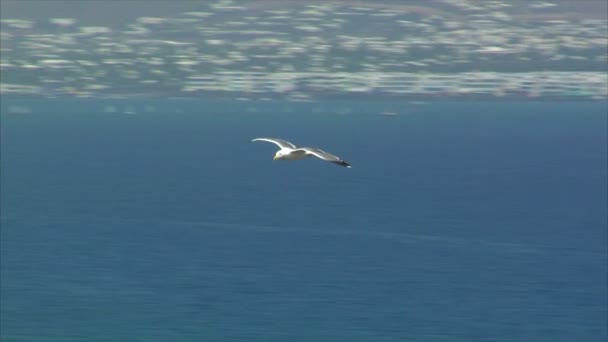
[{"x1": 1, "y1": 99, "x2": 606, "y2": 341}]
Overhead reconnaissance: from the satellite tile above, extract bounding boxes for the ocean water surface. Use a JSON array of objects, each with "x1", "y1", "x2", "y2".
[{"x1": 1, "y1": 99, "x2": 606, "y2": 341}]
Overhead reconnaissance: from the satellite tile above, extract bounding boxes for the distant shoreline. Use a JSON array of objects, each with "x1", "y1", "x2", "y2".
[{"x1": 1, "y1": 93, "x2": 606, "y2": 103}]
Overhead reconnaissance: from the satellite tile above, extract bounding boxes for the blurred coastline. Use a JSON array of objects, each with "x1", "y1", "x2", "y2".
[{"x1": 1, "y1": 0, "x2": 607, "y2": 101}]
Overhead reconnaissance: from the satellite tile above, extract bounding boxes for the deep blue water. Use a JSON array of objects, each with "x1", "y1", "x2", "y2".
[{"x1": 1, "y1": 99, "x2": 606, "y2": 341}]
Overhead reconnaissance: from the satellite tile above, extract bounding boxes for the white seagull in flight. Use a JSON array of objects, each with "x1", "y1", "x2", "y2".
[{"x1": 251, "y1": 138, "x2": 352, "y2": 168}]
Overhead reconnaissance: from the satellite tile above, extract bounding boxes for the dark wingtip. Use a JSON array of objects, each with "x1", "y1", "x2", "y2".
[{"x1": 332, "y1": 160, "x2": 352, "y2": 168}]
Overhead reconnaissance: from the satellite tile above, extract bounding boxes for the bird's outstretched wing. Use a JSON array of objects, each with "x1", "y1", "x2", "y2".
[
  {"x1": 297, "y1": 147, "x2": 352, "y2": 168},
  {"x1": 251, "y1": 138, "x2": 297, "y2": 149}
]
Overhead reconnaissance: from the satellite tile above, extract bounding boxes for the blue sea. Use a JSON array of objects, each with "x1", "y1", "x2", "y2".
[{"x1": 1, "y1": 99, "x2": 606, "y2": 341}]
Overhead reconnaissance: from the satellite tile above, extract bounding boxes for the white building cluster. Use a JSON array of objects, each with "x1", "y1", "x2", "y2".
[{"x1": 1, "y1": 0, "x2": 606, "y2": 99}]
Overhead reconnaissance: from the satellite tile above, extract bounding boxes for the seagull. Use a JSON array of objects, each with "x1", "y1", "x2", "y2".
[{"x1": 251, "y1": 138, "x2": 352, "y2": 168}]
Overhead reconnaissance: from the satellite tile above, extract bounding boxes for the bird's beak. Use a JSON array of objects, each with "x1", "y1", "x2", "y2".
[{"x1": 273, "y1": 155, "x2": 278, "y2": 160}]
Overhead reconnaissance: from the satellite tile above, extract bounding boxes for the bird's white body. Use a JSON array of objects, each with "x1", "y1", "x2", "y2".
[{"x1": 274, "y1": 147, "x2": 306, "y2": 160}]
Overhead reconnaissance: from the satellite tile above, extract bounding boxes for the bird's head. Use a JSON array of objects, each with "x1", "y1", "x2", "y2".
[{"x1": 273, "y1": 150, "x2": 284, "y2": 160}]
